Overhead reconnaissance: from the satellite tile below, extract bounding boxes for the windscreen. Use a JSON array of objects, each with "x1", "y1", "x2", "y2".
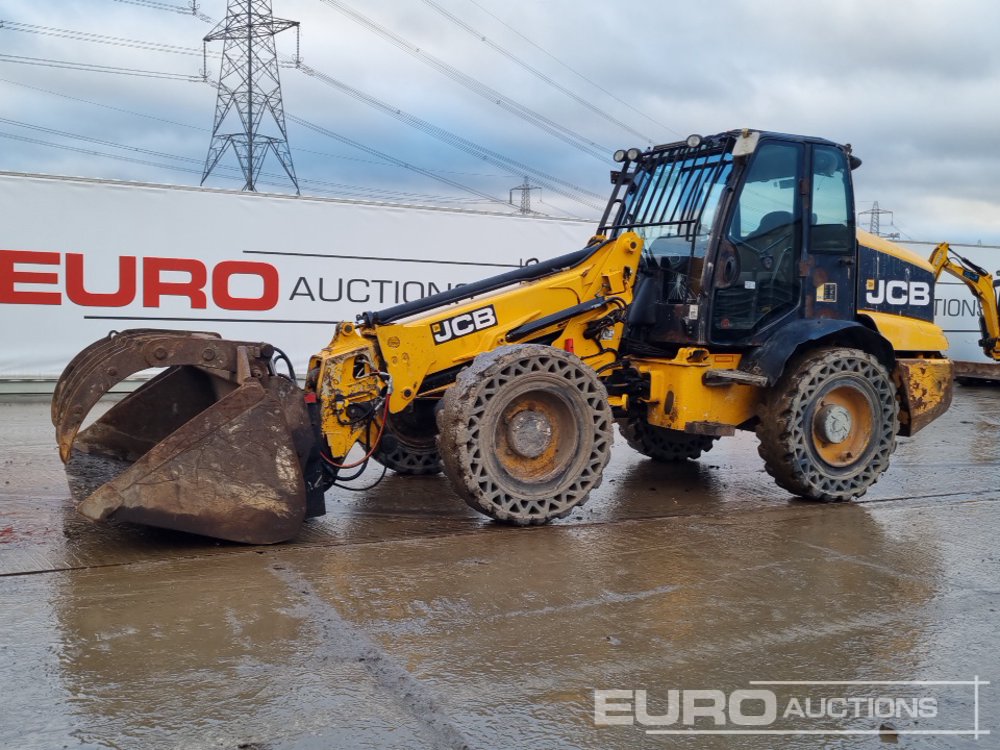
[{"x1": 606, "y1": 140, "x2": 735, "y2": 260}]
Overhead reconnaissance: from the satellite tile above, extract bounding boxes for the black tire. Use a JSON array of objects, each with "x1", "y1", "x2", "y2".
[
  {"x1": 757, "y1": 347, "x2": 899, "y2": 501},
  {"x1": 367, "y1": 400, "x2": 442, "y2": 476},
  {"x1": 618, "y1": 419, "x2": 717, "y2": 462},
  {"x1": 436, "y1": 344, "x2": 614, "y2": 524}
]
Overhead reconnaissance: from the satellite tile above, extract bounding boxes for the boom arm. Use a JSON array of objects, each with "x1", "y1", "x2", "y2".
[
  {"x1": 308, "y1": 233, "x2": 643, "y2": 460},
  {"x1": 930, "y1": 242, "x2": 1000, "y2": 360}
]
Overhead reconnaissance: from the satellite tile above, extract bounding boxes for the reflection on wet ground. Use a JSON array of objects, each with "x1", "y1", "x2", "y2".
[{"x1": 0, "y1": 387, "x2": 998, "y2": 749}]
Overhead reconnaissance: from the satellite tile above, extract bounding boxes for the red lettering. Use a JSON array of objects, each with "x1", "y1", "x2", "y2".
[
  {"x1": 142, "y1": 257, "x2": 207, "y2": 309},
  {"x1": 212, "y1": 260, "x2": 280, "y2": 311},
  {"x1": 1, "y1": 252, "x2": 279, "y2": 311},
  {"x1": 65, "y1": 253, "x2": 137, "y2": 307},
  {"x1": 0, "y1": 250, "x2": 61, "y2": 304}
]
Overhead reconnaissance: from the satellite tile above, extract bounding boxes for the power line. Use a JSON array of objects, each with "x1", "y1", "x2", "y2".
[
  {"x1": 0, "y1": 76, "x2": 509, "y2": 194},
  {"x1": 885, "y1": 218, "x2": 914, "y2": 241},
  {"x1": 296, "y1": 63, "x2": 605, "y2": 210},
  {"x1": 112, "y1": 0, "x2": 213, "y2": 23},
  {"x1": 314, "y1": 0, "x2": 610, "y2": 162},
  {"x1": 463, "y1": 0, "x2": 679, "y2": 139},
  {"x1": 0, "y1": 128, "x2": 300, "y2": 195},
  {"x1": 0, "y1": 76, "x2": 207, "y2": 131},
  {"x1": 418, "y1": 0, "x2": 654, "y2": 145},
  {"x1": 904, "y1": 240, "x2": 1000, "y2": 249},
  {"x1": 15, "y1": 106, "x2": 490, "y2": 204},
  {"x1": 0, "y1": 126, "x2": 497, "y2": 205},
  {"x1": 0, "y1": 116, "x2": 203, "y2": 163},
  {"x1": 536, "y1": 197, "x2": 589, "y2": 221},
  {"x1": 0, "y1": 20, "x2": 219, "y2": 57},
  {"x1": 0, "y1": 52, "x2": 202, "y2": 80},
  {"x1": 0, "y1": 130, "x2": 210, "y2": 176},
  {"x1": 288, "y1": 114, "x2": 514, "y2": 210}
]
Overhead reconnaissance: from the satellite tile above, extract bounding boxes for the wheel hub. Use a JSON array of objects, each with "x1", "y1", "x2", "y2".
[
  {"x1": 816, "y1": 404, "x2": 853, "y2": 444},
  {"x1": 506, "y1": 409, "x2": 553, "y2": 458}
]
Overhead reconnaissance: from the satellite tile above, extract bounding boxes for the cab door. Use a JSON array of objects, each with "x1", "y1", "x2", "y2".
[
  {"x1": 801, "y1": 143, "x2": 857, "y2": 321},
  {"x1": 709, "y1": 140, "x2": 804, "y2": 344},
  {"x1": 707, "y1": 139, "x2": 857, "y2": 345}
]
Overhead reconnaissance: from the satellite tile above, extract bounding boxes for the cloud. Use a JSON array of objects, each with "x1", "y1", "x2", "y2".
[{"x1": 0, "y1": 0, "x2": 996, "y2": 240}]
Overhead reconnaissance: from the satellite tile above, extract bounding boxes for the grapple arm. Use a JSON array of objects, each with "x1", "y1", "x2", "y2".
[{"x1": 52, "y1": 330, "x2": 326, "y2": 544}]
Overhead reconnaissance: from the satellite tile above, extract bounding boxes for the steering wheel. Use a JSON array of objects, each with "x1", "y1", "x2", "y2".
[{"x1": 743, "y1": 225, "x2": 794, "y2": 271}]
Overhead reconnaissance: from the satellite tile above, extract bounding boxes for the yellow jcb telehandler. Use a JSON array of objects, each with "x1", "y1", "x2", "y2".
[{"x1": 52, "y1": 129, "x2": 1000, "y2": 543}]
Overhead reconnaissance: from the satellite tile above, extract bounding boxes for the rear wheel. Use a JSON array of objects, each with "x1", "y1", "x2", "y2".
[
  {"x1": 367, "y1": 400, "x2": 442, "y2": 475},
  {"x1": 757, "y1": 347, "x2": 898, "y2": 501},
  {"x1": 437, "y1": 345, "x2": 614, "y2": 524},
  {"x1": 619, "y1": 419, "x2": 717, "y2": 461}
]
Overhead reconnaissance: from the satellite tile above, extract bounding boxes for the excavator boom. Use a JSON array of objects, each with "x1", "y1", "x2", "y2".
[{"x1": 929, "y1": 243, "x2": 1000, "y2": 361}]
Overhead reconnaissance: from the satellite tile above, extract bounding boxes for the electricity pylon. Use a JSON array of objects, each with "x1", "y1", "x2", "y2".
[
  {"x1": 201, "y1": 0, "x2": 299, "y2": 193},
  {"x1": 510, "y1": 177, "x2": 539, "y2": 214}
]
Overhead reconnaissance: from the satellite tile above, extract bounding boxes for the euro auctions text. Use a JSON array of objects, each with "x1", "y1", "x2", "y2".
[
  {"x1": 594, "y1": 679, "x2": 990, "y2": 738},
  {"x1": 0, "y1": 250, "x2": 474, "y2": 311}
]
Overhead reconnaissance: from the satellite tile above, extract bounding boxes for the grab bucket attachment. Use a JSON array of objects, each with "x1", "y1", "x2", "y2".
[{"x1": 52, "y1": 330, "x2": 325, "y2": 544}]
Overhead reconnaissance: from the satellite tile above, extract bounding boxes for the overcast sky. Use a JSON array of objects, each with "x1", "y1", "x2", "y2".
[{"x1": 2, "y1": 0, "x2": 999, "y2": 244}]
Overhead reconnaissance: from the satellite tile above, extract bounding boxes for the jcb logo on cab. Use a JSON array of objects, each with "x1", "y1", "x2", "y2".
[
  {"x1": 865, "y1": 280, "x2": 931, "y2": 307},
  {"x1": 431, "y1": 305, "x2": 498, "y2": 345}
]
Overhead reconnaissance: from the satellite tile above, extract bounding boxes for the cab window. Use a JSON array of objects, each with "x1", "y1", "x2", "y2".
[
  {"x1": 712, "y1": 141, "x2": 802, "y2": 340},
  {"x1": 809, "y1": 145, "x2": 853, "y2": 253}
]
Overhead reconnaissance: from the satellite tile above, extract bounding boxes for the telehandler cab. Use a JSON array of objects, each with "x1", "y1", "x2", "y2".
[{"x1": 53, "y1": 129, "x2": 1000, "y2": 543}]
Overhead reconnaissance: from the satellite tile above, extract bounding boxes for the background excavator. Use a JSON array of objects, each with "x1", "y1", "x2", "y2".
[{"x1": 52, "y1": 129, "x2": 1000, "y2": 543}]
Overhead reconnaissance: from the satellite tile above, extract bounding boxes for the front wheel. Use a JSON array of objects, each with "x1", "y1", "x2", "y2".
[
  {"x1": 366, "y1": 400, "x2": 442, "y2": 475},
  {"x1": 436, "y1": 345, "x2": 614, "y2": 524},
  {"x1": 756, "y1": 347, "x2": 899, "y2": 501}
]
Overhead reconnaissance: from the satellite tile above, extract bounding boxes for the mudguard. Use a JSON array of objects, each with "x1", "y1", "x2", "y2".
[{"x1": 740, "y1": 319, "x2": 895, "y2": 385}]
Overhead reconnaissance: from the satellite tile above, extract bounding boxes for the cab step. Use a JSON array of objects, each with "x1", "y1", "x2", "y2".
[{"x1": 703, "y1": 369, "x2": 769, "y2": 388}]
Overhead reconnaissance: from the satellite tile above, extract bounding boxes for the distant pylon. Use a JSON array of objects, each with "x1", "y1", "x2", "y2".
[
  {"x1": 857, "y1": 200, "x2": 894, "y2": 237},
  {"x1": 201, "y1": 0, "x2": 300, "y2": 194},
  {"x1": 510, "y1": 177, "x2": 539, "y2": 215}
]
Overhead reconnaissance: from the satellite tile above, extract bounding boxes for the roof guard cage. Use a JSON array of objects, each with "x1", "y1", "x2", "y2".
[{"x1": 599, "y1": 134, "x2": 737, "y2": 240}]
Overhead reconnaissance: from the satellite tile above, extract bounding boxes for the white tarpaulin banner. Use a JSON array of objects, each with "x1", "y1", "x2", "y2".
[{"x1": 0, "y1": 172, "x2": 590, "y2": 381}]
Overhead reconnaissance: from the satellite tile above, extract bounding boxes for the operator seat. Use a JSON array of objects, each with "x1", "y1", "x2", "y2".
[{"x1": 750, "y1": 210, "x2": 793, "y2": 239}]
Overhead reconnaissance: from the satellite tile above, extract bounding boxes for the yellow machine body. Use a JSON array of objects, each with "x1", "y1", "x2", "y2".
[
  {"x1": 51, "y1": 129, "x2": 1000, "y2": 542},
  {"x1": 309, "y1": 233, "x2": 641, "y2": 457},
  {"x1": 308, "y1": 229, "x2": 972, "y2": 459}
]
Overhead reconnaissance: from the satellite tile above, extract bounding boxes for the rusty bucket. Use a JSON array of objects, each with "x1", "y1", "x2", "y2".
[{"x1": 52, "y1": 330, "x2": 325, "y2": 544}]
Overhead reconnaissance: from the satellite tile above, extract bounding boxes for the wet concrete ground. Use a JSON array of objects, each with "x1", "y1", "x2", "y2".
[{"x1": 1, "y1": 387, "x2": 998, "y2": 749}]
